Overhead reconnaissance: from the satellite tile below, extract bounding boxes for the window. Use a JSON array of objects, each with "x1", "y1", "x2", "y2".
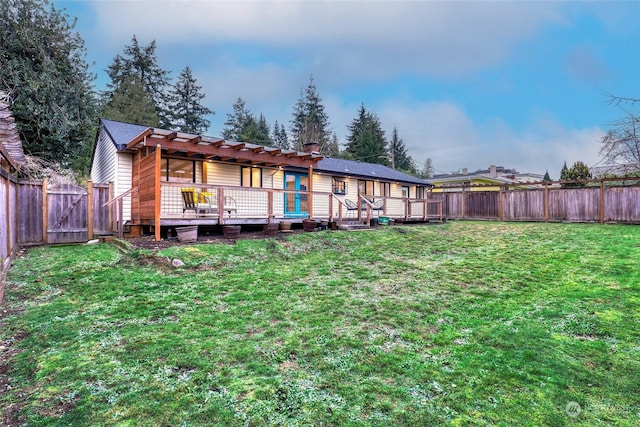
[
  {"x1": 416, "y1": 186, "x2": 426, "y2": 199},
  {"x1": 401, "y1": 186, "x2": 410, "y2": 198},
  {"x1": 166, "y1": 158, "x2": 194, "y2": 183},
  {"x1": 381, "y1": 182, "x2": 391, "y2": 197},
  {"x1": 358, "y1": 180, "x2": 374, "y2": 197},
  {"x1": 332, "y1": 177, "x2": 347, "y2": 195},
  {"x1": 242, "y1": 166, "x2": 262, "y2": 188}
]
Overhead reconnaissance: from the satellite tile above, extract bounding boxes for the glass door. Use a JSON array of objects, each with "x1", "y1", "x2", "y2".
[{"x1": 284, "y1": 172, "x2": 309, "y2": 217}]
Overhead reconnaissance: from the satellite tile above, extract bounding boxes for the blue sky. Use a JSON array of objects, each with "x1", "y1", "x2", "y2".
[{"x1": 53, "y1": 0, "x2": 640, "y2": 178}]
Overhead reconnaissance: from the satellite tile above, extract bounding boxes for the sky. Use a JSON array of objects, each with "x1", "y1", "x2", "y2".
[{"x1": 52, "y1": 0, "x2": 640, "y2": 178}]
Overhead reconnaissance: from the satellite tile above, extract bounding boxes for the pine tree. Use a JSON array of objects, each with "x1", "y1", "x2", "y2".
[
  {"x1": 102, "y1": 75, "x2": 159, "y2": 127},
  {"x1": 289, "y1": 76, "x2": 332, "y2": 153},
  {"x1": 104, "y1": 35, "x2": 171, "y2": 127},
  {"x1": 422, "y1": 158, "x2": 435, "y2": 178},
  {"x1": 254, "y1": 114, "x2": 272, "y2": 145},
  {"x1": 0, "y1": 0, "x2": 97, "y2": 173},
  {"x1": 543, "y1": 170, "x2": 551, "y2": 182},
  {"x1": 166, "y1": 66, "x2": 212, "y2": 134},
  {"x1": 272, "y1": 120, "x2": 290, "y2": 150},
  {"x1": 388, "y1": 126, "x2": 415, "y2": 172},
  {"x1": 344, "y1": 104, "x2": 388, "y2": 166},
  {"x1": 324, "y1": 132, "x2": 340, "y2": 157},
  {"x1": 222, "y1": 97, "x2": 252, "y2": 140}
]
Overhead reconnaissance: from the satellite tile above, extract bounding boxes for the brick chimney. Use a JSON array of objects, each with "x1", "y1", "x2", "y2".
[
  {"x1": 489, "y1": 165, "x2": 497, "y2": 177},
  {"x1": 302, "y1": 141, "x2": 320, "y2": 154}
]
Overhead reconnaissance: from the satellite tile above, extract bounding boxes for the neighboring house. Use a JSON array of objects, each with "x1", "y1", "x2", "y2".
[
  {"x1": 430, "y1": 165, "x2": 542, "y2": 192},
  {"x1": 590, "y1": 163, "x2": 640, "y2": 178},
  {"x1": 90, "y1": 119, "x2": 435, "y2": 240}
]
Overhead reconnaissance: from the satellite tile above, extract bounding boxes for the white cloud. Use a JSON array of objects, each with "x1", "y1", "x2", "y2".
[
  {"x1": 372, "y1": 100, "x2": 603, "y2": 177},
  {"x1": 89, "y1": 0, "x2": 563, "y2": 78}
]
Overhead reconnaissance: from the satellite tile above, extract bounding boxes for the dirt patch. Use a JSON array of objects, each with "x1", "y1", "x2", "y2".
[{"x1": 127, "y1": 225, "x2": 308, "y2": 250}]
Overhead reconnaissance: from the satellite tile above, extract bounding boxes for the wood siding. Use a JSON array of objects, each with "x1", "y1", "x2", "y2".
[{"x1": 435, "y1": 185, "x2": 640, "y2": 223}]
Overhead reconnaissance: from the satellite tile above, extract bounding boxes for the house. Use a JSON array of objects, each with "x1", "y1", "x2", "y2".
[
  {"x1": 430, "y1": 165, "x2": 542, "y2": 192},
  {"x1": 90, "y1": 119, "x2": 437, "y2": 240}
]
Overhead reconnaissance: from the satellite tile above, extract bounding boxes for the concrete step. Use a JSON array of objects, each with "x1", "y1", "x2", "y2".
[{"x1": 337, "y1": 222, "x2": 370, "y2": 231}]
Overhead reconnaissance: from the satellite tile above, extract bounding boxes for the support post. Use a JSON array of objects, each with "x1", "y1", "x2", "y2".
[
  {"x1": 267, "y1": 189, "x2": 274, "y2": 221},
  {"x1": 154, "y1": 144, "x2": 162, "y2": 241},
  {"x1": 87, "y1": 180, "x2": 93, "y2": 240},
  {"x1": 308, "y1": 165, "x2": 313, "y2": 219}
]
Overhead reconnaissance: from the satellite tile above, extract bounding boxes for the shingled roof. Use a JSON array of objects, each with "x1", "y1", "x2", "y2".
[
  {"x1": 317, "y1": 157, "x2": 432, "y2": 186},
  {"x1": 0, "y1": 93, "x2": 26, "y2": 169}
]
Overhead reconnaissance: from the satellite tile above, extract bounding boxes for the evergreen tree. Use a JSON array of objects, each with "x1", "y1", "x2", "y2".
[
  {"x1": 388, "y1": 126, "x2": 415, "y2": 172},
  {"x1": 0, "y1": 0, "x2": 97, "y2": 173},
  {"x1": 344, "y1": 104, "x2": 389, "y2": 166},
  {"x1": 104, "y1": 35, "x2": 171, "y2": 127},
  {"x1": 560, "y1": 161, "x2": 569, "y2": 180},
  {"x1": 422, "y1": 158, "x2": 435, "y2": 178},
  {"x1": 560, "y1": 161, "x2": 591, "y2": 187},
  {"x1": 272, "y1": 120, "x2": 290, "y2": 150},
  {"x1": 254, "y1": 114, "x2": 272, "y2": 145},
  {"x1": 543, "y1": 170, "x2": 551, "y2": 182},
  {"x1": 166, "y1": 66, "x2": 212, "y2": 134},
  {"x1": 222, "y1": 97, "x2": 252, "y2": 140},
  {"x1": 289, "y1": 76, "x2": 332, "y2": 153},
  {"x1": 324, "y1": 131, "x2": 340, "y2": 157},
  {"x1": 102, "y1": 75, "x2": 159, "y2": 127}
]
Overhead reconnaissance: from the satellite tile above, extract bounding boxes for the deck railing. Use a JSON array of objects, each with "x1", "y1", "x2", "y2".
[{"x1": 159, "y1": 182, "x2": 442, "y2": 223}]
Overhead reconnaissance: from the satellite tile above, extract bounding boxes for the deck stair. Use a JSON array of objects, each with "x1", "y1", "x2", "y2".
[{"x1": 337, "y1": 221, "x2": 370, "y2": 231}]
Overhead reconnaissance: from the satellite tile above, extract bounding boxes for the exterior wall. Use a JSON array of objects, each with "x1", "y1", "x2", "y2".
[
  {"x1": 90, "y1": 128, "x2": 117, "y2": 183},
  {"x1": 116, "y1": 152, "x2": 133, "y2": 221},
  {"x1": 90, "y1": 128, "x2": 133, "y2": 222},
  {"x1": 206, "y1": 162, "x2": 241, "y2": 186}
]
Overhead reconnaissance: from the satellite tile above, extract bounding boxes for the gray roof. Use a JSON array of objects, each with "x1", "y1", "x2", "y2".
[
  {"x1": 101, "y1": 119, "x2": 149, "y2": 150},
  {"x1": 97, "y1": 119, "x2": 430, "y2": 185},
  {"x1": 317, "y1": 157, "x2": 431, "y2": 186}
]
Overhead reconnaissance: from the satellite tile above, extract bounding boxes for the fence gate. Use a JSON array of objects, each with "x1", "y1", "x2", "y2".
[{"x1": 46, "y1": 183, "x2": 89, "y2": 244}]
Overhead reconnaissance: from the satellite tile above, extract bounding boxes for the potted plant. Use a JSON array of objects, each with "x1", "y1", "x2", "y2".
[
  {"x1": 263, "y1": 222, "x2": 279, "y2": 236},
  {"x1": 223, "y1": 225, "x2": 241, "y2": 239},
  {"x1": 302, "y1": 219, "x2": 317, "y2": 232}
]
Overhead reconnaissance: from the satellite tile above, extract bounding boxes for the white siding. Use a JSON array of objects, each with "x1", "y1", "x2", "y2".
[
  {"x1": 206, "y1": 162, "x2": 241, "y2": 186},
  {"x1": 116, "y1": 153, "x2": 133, "y2": 221},
  {"x1": 90, "y1": 128, "x2": 117, "y2": 183}
]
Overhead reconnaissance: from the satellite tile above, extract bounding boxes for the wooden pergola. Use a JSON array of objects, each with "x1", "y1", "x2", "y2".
[{"x1": 122, "y1": 128, "x2": 323, "y2": 241}]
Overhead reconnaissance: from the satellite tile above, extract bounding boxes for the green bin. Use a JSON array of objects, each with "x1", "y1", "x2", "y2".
[{"x1": 378, "y1": 216, "x2": 390, "y2": 225}]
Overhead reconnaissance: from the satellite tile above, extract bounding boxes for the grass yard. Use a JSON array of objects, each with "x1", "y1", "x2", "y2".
[{"x1": 1, "y1": 221, "x2": 640, "y2": 426}]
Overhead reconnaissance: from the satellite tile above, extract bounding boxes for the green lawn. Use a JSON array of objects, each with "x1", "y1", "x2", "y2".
[{"x1": 1, "y1": 221, "x2": 639, "y2": 426}]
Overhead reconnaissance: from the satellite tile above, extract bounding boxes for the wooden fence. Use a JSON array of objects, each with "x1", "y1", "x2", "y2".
[
  {"x1": 17, "y1": 180, "x2": 112, "y2": 245},
  {"x1": 0, "y1": 167, "x2": 19, "y2": 304},
  {"x1": 430, "y1": 179, "x2": 640, "y2": 223}
]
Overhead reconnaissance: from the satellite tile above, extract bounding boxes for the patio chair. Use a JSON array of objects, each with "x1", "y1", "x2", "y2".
[
  {"x1": 370, "y1": 199, "x2": 384, "y2": 211},
  {"x1": 223, "y1": 196, "x2": 237, "y2": 217},
  {"x1": 181, "y1": 188, "x2": 216, "y2": 216},
  {"x1": 344, "y1": 199, "x2": 360, "y2": 211}
]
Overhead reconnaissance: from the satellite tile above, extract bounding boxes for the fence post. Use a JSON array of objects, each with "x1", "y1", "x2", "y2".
[
  {"x1": 108, "y1": 182, "x2": 114, "y2": 232},
  {"x1": 461, "y1": 186, "x2": 466, "y2": 220},
  {"x1": 544, "y1": 182, "x2": 549, "y2": 222},
  {"x1": 600, "y1": 179, "x2": 605, "y2": 224},
  {"x1": 42, "y1": 179, "x2": 48, "y2": 244},
  {"x1": 499, "y1": 188, "x2": 504, "y2": 222},
  {"x1": 87, "y1": 180, "x2": 93, "y2": 240}
]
